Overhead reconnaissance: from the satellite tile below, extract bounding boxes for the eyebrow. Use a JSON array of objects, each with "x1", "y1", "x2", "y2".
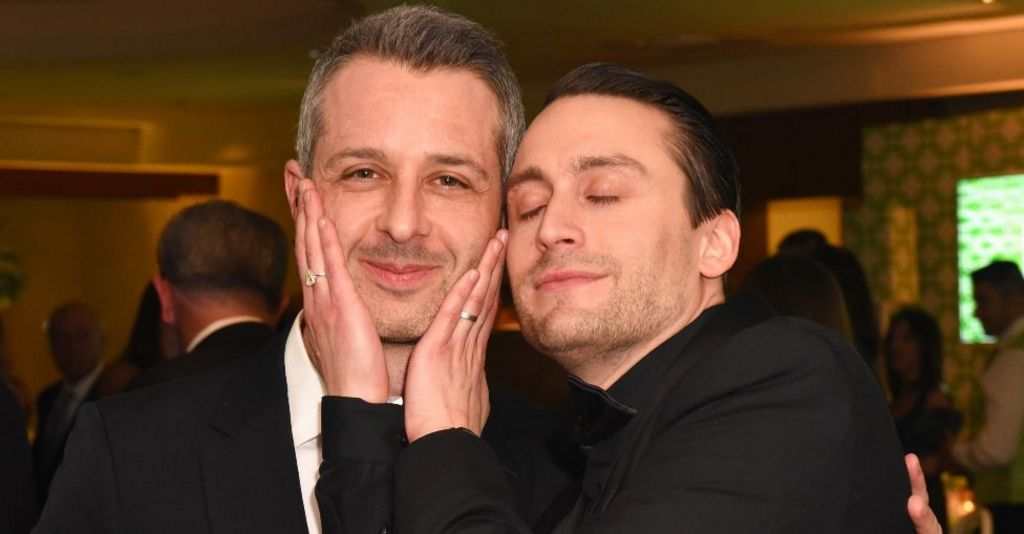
[
  {"x1": 322, "y1": 149, "x2": 490, "y2": 183},
  {"x1": 505, "y1": 166, "x2": 546, "y2": 193},
  {"x1": 571, "y1": 154, "x2": 648, "y2": 176},
  {"x1": 427, "y1": 152, "x2": 490, "y2": 183},
  {"x1": 322, "y1": 147, "x2": 389, "y2": 170},
  {"x1": 506, "y1": 153, "x2": 648, "y2": 193}
]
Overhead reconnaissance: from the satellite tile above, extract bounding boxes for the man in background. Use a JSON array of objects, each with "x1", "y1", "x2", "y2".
[
  {"x1": 33, "y1": 301, "x2": 105, "y2": 503},
  {"x1": 129, "y1": 199, "x2": 287, "y2": 389},
  {"x1": 953, "y1": 260, "x2": 1024, "y2": 507}
]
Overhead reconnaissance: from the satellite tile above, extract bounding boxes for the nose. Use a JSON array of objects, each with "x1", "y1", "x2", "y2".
[
  {"x1": 375, "y1": 179, "x2": 430, "y2": 243},
  {"x1": 536, "y1": 195, "x2": 583, "y2": 252}
]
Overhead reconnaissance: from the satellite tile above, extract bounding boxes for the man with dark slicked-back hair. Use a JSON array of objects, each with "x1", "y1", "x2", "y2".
[{"x1": 388, "y1": 63, "x2": 915, "y2": 533}]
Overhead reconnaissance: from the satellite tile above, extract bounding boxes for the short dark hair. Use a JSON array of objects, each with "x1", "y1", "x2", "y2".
[
  {"x1": 778, "y1": 229, "x2": 828, "y2": 255},
  {"x1": 297, "y1": 5, "x2": 523, "y2": 182},
  {"x1": 972, "y1": 260, "x2": 1024, "y2": 295},
  {"x1": 158, "y1": 200, "x2": 287, "y2": 311},
  {"x1": 542, "y1": 62, "x2": 739, "y2": 226}
]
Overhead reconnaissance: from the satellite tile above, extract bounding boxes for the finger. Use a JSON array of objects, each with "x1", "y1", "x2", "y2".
[
  {"x1": 455, "y1": 235, "x2": 505, "y2": 345},
  {"x1": 419, "y1": 267, "x2": 480, "y2": 348},
  {"x1": 905, "y1": 454, "x2": 929, "y2": 506},
  {"x1": 907, "y1": 495, "x2": 940, "y2": 534},
  {"x1": 474, "y1": 232, "x2": 507, "y2": 347},
  {"x1": 295, "y1": 184, "x2": 314, "y2": 307},
  {"x1": 317, "y1": 213, "x2": 355, "y2": 303},
  {"x1": 302, "y1": 183, "x2": 329, "y2": 299}
]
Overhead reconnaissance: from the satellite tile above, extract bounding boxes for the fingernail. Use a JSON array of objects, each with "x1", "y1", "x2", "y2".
[
  {"x1": 318, "y1": 217, "x2": 327, "y2": 227},
  {"x1": 498, "y1": 229, "x2": 508, "y2": 244}
]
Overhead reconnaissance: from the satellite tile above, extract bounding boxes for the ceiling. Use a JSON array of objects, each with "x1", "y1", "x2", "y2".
[{"x1": 2, "y1": 0, "x2": 1024, "y2": 112}]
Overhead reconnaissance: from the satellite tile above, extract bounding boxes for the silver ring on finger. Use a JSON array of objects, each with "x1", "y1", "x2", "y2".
[
  {"x1": 459, "y1": 310, "x2": 479, "y2": 323},
  {"x1": 304, "y1": 269, "x2": 327, "y2": 286}
]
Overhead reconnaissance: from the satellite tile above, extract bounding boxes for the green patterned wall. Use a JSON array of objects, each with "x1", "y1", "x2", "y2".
[{"x1": 846, "y1": 106, "x2": 1024, "y2": 427}]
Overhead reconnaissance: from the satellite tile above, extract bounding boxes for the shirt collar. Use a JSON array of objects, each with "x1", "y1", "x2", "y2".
[
  {"x1": 284, "y1": 312, "x2": 326, "y2": 448},
  {"x1": 567, "y1": 303, "x2": 721, "y2": 446},
  {"x1": 999, "y1": 315, "x2": 1024, "y2": 348},
  {"x1": 65, "y1": 360, "x2": 105, "y2": 399},
  {"x1": 186, "y1": 316, "x2": 266, "y2": 353}
]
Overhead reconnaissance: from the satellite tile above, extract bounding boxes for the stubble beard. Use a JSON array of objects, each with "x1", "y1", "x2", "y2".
[
  {"x1": 349, "y1": 240, "x2": 460, "y2": 344},
  {"x1": 514, "y1": 252, "x2": 677, "y2": 378}
]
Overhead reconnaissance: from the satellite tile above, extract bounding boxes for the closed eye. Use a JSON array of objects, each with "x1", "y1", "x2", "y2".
[
  {"x1": 587, "y1": 195, "x2": 619, "y2": 205},
  {"x1": 518, "y1": 205, "x2": 545, "y2": 221}
]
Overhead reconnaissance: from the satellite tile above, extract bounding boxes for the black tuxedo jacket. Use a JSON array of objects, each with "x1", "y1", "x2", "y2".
[
  {"x1": 34, "y1": 331, "x2": 572, "y2": 533},
  {"x1": 128, "y1": 321, "x2": 275, "y2": 390},
  {"x1": 392, "y1": 291, "x2": 914, "y2": 532}
]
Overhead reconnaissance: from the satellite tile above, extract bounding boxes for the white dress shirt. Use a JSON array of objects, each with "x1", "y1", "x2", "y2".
[
  {"x1": 283, "y1": 313, "x2": 404, "y2": 534},
  {"x1": 283, "y1": 314, "x2": 326, "y2": 534},
  {"x1": 185, "y1": 315, "x2": 266, "y2": 353},
  {"x1": 954, "y1": 315, "x2": 1024, "y2": 470}
]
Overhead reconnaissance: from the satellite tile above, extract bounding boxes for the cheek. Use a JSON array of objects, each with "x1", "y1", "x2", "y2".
[
  {"x1": 434, "y1": 201, "x2": 501, "y2": 261},
  {"x1": 321, "y1": 192, "x2": 374, "y2": 250}
]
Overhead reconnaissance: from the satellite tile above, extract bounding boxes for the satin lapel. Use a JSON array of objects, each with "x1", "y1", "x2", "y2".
[
  {"x1": 200, "y1": 334, "x2": 309, "y2": 533},
  {"x1": 590, "y1": 289, "x2": 777, "y2": 517}
]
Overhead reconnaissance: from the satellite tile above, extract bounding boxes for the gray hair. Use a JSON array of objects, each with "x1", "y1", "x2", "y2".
[{"x1": 295, "y1": 5, "x2": 524, "y2": 182}]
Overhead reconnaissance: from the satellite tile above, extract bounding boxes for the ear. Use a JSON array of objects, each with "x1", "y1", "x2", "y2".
[
  {"x1": 152, "y1": 273, "x2": 177, "y2": 325},
  {"x1": 698, "y1": 210, "x2": 741, "y2": 279},
  {"x1": 284, "y1": 159, "x2": 306, "y2": 220}
]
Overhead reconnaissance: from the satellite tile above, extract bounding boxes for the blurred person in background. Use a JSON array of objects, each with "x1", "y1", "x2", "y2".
[
  {"x1": 33, "y1": 301, "x2": 105, "y2": 504},
  {"x1": 742, "y1": 253, "x2": 852, "y2": 340},
  {"x1": 952, "y1": 261, "x2": 1024, "y2": 510},
  {"x1": 95, "y1": 282, "x2": 180, "y2": 398},
  {"x1": 884, "y1": 306, "x2": 961, "y2": 531},
  {"x1": 128, "y1": 200, "x2": 287, "y2": 390},
  {"x1": 778, "y1": 229, "x2": 881, "y2": 369}
]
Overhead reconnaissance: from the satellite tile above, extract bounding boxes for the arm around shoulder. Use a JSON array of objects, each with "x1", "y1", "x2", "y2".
[{"x1": 393, "y1": 428, "x2": 531, "y2": 533}]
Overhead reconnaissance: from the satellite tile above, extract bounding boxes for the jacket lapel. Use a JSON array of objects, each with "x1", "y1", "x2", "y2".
[
  {"x1": 200, "y1": 334, "x2": 309, "y2": 533},
  {"x1": 591, "y1": 289, "x2": 777, "y2": 517}
]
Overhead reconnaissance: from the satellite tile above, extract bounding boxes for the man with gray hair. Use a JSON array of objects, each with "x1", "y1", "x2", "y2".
[
  {"x1": 128, "y1": 199, "x2": 288, "y2": 389},
  {"x1": 36, "y1": 7, "x2": 565, "y2": 533}
]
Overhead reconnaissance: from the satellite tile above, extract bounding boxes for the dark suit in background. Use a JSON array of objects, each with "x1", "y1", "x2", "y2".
[
  {"x1": 32, "y1": 375, "x2": 100, "y2": 506},
  {"x1": 391, "y1": 291, "x2": 914, "y2": 532},
  {"x1": 128, "y1": 321, "x2": 274, "y2": 390},
  {"x1": 2, "y1": 383, "x2": 36, "y2": 533}
]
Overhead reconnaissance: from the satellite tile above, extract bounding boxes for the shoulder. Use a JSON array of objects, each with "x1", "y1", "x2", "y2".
[
  {"x1": 92, "y1": 364, "x2": 232, "y2": 434},
  {"x1": 712, "y1": 316, "x2": 863, "y2": 381}
]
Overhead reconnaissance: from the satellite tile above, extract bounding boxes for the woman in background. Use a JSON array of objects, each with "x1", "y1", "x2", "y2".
[{"x1": 885, "y1": 306, "x2": 961, "y2": 531}]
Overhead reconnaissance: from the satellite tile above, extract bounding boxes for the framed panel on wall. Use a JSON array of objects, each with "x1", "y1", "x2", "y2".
[{"x1": 956, "y1": 173, "x2": 1024, "y2": 343}]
